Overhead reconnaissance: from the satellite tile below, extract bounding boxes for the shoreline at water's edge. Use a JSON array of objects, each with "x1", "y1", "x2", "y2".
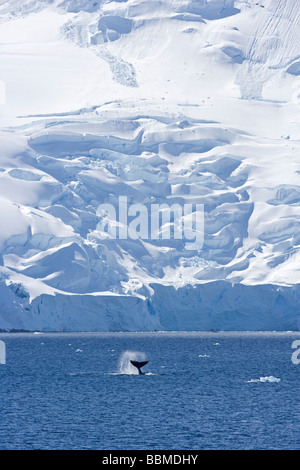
[
  {"x1": 1, "y1": 282, "x2": 300, "y2": 332},
  {"x1": 0, "y1": 329, "x2": 299, "y2": 335}
]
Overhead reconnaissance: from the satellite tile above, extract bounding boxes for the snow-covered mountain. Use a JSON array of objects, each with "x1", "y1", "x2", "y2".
[{"x1": 0, "y1": 0, "x2": 299, "y2": 331}]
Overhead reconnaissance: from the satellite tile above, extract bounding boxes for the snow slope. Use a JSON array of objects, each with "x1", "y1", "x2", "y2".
[{"x1": 0, "y1": 0, "x2": 300, "y2": 331}]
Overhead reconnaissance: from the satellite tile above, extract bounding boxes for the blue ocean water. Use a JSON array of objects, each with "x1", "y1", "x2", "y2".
[{"x1": 0, "y1": 331, "x2": 299, "y2": 450}]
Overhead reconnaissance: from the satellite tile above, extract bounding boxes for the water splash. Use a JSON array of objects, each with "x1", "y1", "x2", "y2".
[{"x1": 118, "y1": 350, "x2": 147, "y2": 375}]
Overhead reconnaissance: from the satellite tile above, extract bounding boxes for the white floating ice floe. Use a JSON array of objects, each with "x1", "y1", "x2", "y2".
[{"x1": 248, "y1": 376, "x2": 281, "y2": 383}]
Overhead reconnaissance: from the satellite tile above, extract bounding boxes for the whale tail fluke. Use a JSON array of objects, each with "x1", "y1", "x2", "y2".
[{"x1": 130, "y1": 360, "x2": 149, "y2": 375}]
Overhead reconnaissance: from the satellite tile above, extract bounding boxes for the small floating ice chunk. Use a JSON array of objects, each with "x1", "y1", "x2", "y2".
[
  {"x1": 260, "y1": 376, "x2": 281, "y2": 383},
  {"x1": 75, "y1": 349, "x2": 83, "y2": 353},
  {"x1": 248, "y1": 376, "x2": 281, "y2": 383}
]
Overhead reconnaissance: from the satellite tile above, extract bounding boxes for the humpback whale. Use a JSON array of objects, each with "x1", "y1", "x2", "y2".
[{"x1": 130, "y1": 360, "x2": 149, "y2": 375}]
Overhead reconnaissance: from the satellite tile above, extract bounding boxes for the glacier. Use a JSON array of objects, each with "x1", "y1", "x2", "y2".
[{"x1": 0, "y1": 0, "x2": 300, "y2": 331}]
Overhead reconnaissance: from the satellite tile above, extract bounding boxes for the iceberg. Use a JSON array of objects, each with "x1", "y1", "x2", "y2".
[{"x1": 248, "y1": 376, "x2": 281, "y2": 383}]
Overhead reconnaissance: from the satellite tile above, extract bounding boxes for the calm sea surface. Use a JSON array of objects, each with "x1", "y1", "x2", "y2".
[{"x1": 0, "y1": 331, "x2": 299, "y2": 450}]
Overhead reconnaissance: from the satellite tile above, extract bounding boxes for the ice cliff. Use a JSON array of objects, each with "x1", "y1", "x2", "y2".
[{"x1": 0, "y1": 0, "x2": 299, "y2": 331}]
